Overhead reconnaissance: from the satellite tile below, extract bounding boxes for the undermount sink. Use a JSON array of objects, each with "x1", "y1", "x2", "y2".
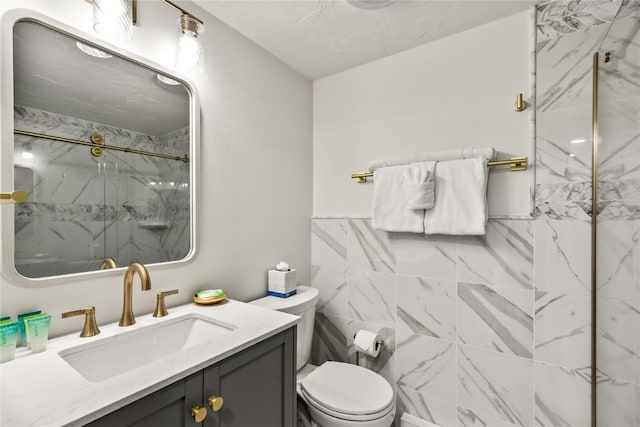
[{"x1": 58, "y1": 314, "x2": 236, "y2": 382}]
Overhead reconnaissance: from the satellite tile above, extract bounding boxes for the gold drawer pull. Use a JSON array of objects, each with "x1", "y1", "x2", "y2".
[
  {"x1": 191, "y1": 405, "x2": 207, "y2": 423},
  {"x1": 208, "y1": 395, "x2": 224, "y2": 412}
]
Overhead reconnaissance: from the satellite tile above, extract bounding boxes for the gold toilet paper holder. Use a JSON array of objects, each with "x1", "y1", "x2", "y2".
[{"x1": 353, "y1": 333, "x2": 384, "y2": 366}]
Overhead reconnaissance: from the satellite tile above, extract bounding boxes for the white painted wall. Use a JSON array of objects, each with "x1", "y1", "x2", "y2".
[
  {"x1": 0, "y1": 0, "x2": 312, "y2": 337},
  {"x1": 313, "y1": 11, "x2": 533, "y2": 218}
]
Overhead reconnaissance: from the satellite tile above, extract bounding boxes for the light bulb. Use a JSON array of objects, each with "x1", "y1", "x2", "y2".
[
  {"x1": 92, "y1": 0, "x2": 132, "y2": 43},
  {"x1": 175, "y1": 14, "x2": 203, "y2": 73}
]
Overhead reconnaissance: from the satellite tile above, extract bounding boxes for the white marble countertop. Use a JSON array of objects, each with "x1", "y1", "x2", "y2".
[{"x1": 0, "y1": 299, "x2": 299, "y2": 427}]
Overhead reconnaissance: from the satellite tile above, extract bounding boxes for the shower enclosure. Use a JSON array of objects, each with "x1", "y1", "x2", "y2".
[{"x1": 594, "y1": 6, "x2": 640, "y2": 426}]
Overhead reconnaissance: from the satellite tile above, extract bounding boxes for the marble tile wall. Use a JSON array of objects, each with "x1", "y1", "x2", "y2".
[
  {"x1": 309, "y1": 3, "x2": 640, "y2": 426},
  {"x1": 13, "y1": 106, "x2": 190, "y2": 277}
]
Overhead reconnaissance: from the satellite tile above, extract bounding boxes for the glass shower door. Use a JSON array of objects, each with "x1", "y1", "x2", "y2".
[{"x1": 595, "y1": 7, "x2": 640, "y2": 426}]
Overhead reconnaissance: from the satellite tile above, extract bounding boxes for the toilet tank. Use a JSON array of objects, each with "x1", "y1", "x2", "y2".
[{"x1": 250, "y1": 286, "x2": 319, "y2": 370}]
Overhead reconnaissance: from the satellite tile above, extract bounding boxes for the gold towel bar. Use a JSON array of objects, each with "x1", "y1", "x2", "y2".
[{"x1": 351, "y1": 157, "x2": 528, "y2": 183}]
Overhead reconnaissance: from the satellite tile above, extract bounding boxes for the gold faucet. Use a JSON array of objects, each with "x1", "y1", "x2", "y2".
[
  {"x1": 99, "y1": 257, "x2": 118, "y2": 270},
  {"x1": 119, "y1": 262, "x2": 151, "y2": 327}
]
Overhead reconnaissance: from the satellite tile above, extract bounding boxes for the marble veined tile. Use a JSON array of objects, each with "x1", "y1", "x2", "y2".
[
  {"x1": 390, "y1": 232, "x2": 456, "y2": 280},
  {"x1": 458, "y1": 283, "x2": 533, "y2": 358},
  {"x1": 396, "y1": 333, "x2": 456, "y2": 403},
  {"x1": 534, "y1": 219, "x2": 591, "y2": 295},
  {"x1": 598, "y1": 16, "x2": 640, "y2": 103},
  {"x1": 311, "y1": 218, "x2": 347, "y2": 267},
  {"x1": 311, "y1": 313, "x2": 349, "y2": 365},
  {"x1": 457, "y1": 407, "x2": 520, "y2": 427},
  {"x1": 311, "y1": 265, "x2": 348, "y2": 318},
  {"x1": 537, "y1": 1, "x2": 624, "y2": 40},
  {"x1": 347, "y1": 269, "x2": 396, "y2": 327},
  {"x1": 535, "y1": 291, "x2": 591, "y2": 369},
  {"x1": 397, "y1": 275, "x2": 456, "y2": 340},
  {"x1": 458, "y1": 345, "x2": 534, "y2": 427},
  {"x1": 597, "y1": 375, "x2": 640, "y2": 427},
  {"x1": 347, "y1": 219, "x2": 395, "y2": 273},
  {"x1": 597, "y1": 220, "x2": 640, "y2": 302},
  {"x1": 396, "y1": 385, "x2": 457, "y2": 427},
  {"x1": 597, "y1": 298, "x2": 640, "y2": 384},
  {"x1": 535, "y1": 363, "x2": 591, "y2": 427},
  {"x1": 457, "y1": 219, "x2": 533, "y2": 289}
]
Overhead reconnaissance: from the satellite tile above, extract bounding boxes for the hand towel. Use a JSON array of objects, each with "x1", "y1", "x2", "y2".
[
  {"x1": 368, "y1": 147, "x2": 495, "y2": 172},
  {"x1": 403, "y1": 162, "x2": 436, "y2": 210},
  {"x1": 372, "y1": 165, "x2": 424, "y2": 233},
  {"x1": 424, "y1": 158, "x2": 489, "y2": 235}
]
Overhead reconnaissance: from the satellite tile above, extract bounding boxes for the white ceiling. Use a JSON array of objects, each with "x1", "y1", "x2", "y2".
[{"x1": 196, "y1": 0, "x2": 536, "y2": 80}]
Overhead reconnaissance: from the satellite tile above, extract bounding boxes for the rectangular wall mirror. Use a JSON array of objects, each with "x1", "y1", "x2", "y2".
[{"x1": 3, "y1": 15, "x2": 198, "y2": 283}]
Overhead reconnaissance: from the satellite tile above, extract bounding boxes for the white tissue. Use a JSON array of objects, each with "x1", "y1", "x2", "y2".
[
  {"x1": 354, "y1": 330, "x2": 381, "y2": 358},
  {"x1": 276, "y1": 261, "x2": 290, "y2": 271}
]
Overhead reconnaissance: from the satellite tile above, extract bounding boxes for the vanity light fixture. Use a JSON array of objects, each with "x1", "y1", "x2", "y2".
[
  {"x1": 90, "y1": 0, "x2": 133, "y2": 43},
  {"x1": 76, "y1": 41, "x2": 113, "y2": 58},
  {"x1": 167, "y1": 2, "x2": 205, "y2": 73}
]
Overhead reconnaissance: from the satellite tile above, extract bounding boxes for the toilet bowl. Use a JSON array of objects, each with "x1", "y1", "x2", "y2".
[{"x1": 251, "y1": 286, "x2": 395, "y2": 427}]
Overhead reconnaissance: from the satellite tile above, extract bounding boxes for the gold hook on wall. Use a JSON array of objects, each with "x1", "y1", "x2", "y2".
[{"x1": 514, "y1": 93, "x2": 527, "y2": 112}]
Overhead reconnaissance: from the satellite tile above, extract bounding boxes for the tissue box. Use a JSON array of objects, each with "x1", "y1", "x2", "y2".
[{"x1": 268, "y1": 269, "x2": 297, "y2": 294}]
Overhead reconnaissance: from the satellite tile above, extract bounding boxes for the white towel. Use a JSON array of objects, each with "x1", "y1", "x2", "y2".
[
  {"x1": 368, "y1": 147, "x2": 495, "y2": 172},
  {"x1": 372, "y1": 165, "x2": 424, "y2": 233},
  {"x1": 424, "y1": 158, "x2": 489, "y2": 235},
  {"x1": 403, "y1": 162, "x2": 436, "y2": 210}
]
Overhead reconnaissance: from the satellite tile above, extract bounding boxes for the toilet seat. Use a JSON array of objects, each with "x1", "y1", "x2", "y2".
[{"x1": 299, "y1": 362, "x2": 394, "y2": 422}]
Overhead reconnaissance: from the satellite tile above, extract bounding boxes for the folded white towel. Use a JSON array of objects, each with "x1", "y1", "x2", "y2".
[
  {"x1": 372, "y1": 165, "x2": 424, "y2": 233},
  {"x1": 368, "y1": 147, "x2": 495, "y2": 172},
  {"x1": 403, "y1": 162, "x2": 436, "y2": 210},
  {"x1": 424, "y1": 158, "x2": 489, "y2": 235}
]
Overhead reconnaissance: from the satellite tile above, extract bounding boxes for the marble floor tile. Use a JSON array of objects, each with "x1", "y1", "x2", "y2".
[
  {"x1": 597, "y1": 220, "x2": 640, "y2": 302},
  {"x1": 457, "y1": 282, "x2": 533, "y2": 359},
  {"x1": 390, "y1": 232, "x2": 456, "y2": 280},
  {"x1": 311, "y1": 218, "x2": 348, "y2": 268},
  {"x1": 597, "y1": 297, "x2": 640, "y2": 384},
  {"x1": 396, "y1": 334, "x2": 455, "y2": 403},
  {"x1": 311, "y1": 313, "x2": 349, "y2": 365},
  {"x1": 597, "y1": 375, "x2": 640, "y2": 427},
  {"x1": 457, "y1": 407, "x2": 520, "y2": 427},
  {"x1": 535, "y1": 291, "x2": 591, "y2": 369},
  {"x1": 535, "y1": 363, "x2": 591, "y2": 427},
  {"x1": 347, "y1": 218, "x2": 395, "y2": 273},
  {"x1": 348, "y1": 269, "x2": 396, "y2": 328},
  {"x1": 457, "y1": 219, "x2": 533, "y2": 290},
  {"x1": 397, "y1": 275, "x2": 456, "y2": 340},
  {"x1": 396, "y1": 385, "x2": 457, "y2": 427},
  {"x1": 311, "y1": 265, "x2": 348, "y2": 317},
  {"x1": 457, "y1": 345, "x2": 534, "y2": 427},
  {"x1": 534, "y1": 219, "x2": 591, "y2": 295}
]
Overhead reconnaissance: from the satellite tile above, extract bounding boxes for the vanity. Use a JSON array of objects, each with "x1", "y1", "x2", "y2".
[{"x1": 0, "y1": 300, "x2": 298, "y2": 426}]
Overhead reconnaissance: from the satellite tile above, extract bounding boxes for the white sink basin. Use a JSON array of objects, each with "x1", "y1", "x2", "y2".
[{"x1": 59, "y1": 314, "x2": 236, "y2": 382}]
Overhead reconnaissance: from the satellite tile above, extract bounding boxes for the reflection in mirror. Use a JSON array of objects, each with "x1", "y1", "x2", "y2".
[{"x1": 12, "y1": 20, "x2": 192, "y2": 279}]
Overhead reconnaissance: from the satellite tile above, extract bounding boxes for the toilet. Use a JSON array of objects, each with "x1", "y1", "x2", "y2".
[{"x1": 251, "y1": 286, "x2": 396, "y2": 427}]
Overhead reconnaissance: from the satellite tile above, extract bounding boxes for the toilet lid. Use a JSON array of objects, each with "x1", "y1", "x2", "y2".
[{"x1": 299, "y1": 362, "x2": 394, "y2": 417}]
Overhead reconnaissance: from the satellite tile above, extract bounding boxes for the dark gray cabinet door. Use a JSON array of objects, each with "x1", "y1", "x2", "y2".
[
  {"x1": 204, "y1": 327, "x2": 296, "y2": 427},
  {"x1": 87, "y1": 372, "x2": 202, "y2": 427}
]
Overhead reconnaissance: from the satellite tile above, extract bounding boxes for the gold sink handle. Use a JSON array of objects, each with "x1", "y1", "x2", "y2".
[
  {"x1": 191, "y1": 405, "x2": 207, "y2": 423},
  {"x1": 208, "y1": 395, "x2": 224, "y2": 412},
  {"x1": 0, "y1": 190, "x2": 28, "y2": 203},
  {"x1": 153, "y1": 289, "x2": 179, "y2": 318},
  {"x1": 61, "y1": 306, "x2": 100, "y2": 337}
]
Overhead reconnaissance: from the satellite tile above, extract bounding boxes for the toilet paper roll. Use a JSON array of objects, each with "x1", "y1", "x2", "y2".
[{"x1": 354, "y1": 329, "x2": 381, "y2": 358}]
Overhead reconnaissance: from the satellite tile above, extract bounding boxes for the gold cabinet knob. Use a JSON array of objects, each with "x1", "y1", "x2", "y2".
[
  {"x1": 191, "y1": 405, "x2": 208, "y2": 423},
  {"x1": 208, "y1": 395, "x2": 224, "y2": 412}
]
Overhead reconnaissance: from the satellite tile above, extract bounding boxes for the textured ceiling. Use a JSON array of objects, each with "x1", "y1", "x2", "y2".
[{"x1": 196, "y1": 0, "x2": 536, "y2": 80}]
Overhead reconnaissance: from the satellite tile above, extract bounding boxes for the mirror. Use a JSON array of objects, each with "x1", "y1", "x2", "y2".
[{"x1": 9, "y1": 18, "x2": 195, "y2": 280}]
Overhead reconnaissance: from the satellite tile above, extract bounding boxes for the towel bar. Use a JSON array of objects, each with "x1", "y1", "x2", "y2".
[{"x1": 351, "y1": 156, "x2": 528, "y2": 183}]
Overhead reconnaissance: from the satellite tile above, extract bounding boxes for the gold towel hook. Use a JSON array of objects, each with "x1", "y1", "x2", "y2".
[
  {"x1": 0, "y1": 190, "x2": 28, "y2": 203},
  {"x1": 514, "y1": 93, "x2": 527, "y2": 112}
]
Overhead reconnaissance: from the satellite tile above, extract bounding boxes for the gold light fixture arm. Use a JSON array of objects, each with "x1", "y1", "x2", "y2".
[
  {"x1": 0, "y1": 190, "x2": 28, "y2": 203},
  {"x1": 162, "y1": 0, "x2": 204, "y2": 25}
]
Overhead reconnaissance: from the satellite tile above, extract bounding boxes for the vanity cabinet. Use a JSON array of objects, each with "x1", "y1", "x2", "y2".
[{"x1": 86, "y1": 327, "x2": 296, "y2": 427}]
